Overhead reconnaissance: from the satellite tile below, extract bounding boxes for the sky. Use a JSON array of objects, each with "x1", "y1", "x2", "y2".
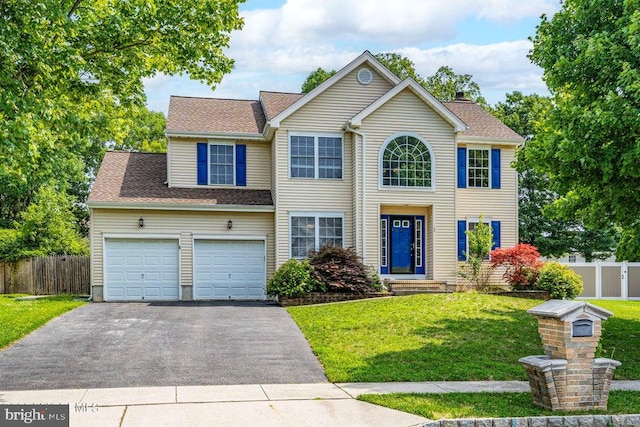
[{"x1": 143, "y1": 0, "x2": 561, "y2": 114}]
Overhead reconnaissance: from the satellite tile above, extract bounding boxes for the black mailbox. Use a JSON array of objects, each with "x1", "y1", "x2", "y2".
[{"x1": 572, "y1": 319, "x2": 593, "y2": 337}]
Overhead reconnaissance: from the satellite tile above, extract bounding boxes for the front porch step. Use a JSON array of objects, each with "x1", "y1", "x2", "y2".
[{"x1": 385, "y1": 280, "x2": 449, "y2": 295}]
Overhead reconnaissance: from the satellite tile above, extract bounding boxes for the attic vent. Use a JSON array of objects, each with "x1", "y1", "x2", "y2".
[{"x1": 357, "y1": 68, "x2": 373, "y2": 85}]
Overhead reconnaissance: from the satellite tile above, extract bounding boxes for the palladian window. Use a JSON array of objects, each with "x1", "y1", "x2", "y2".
[{"x1": 381, "y1": 135, "x2": 433, "y2": 188}]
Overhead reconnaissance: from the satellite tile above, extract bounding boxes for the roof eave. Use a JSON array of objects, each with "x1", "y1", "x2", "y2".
[
  {"x1": 457, "y1": 135, "x2": 524, "y2": 146},
  {"x1": 87, "y1": 201, "x2": 275, "y2": 212},
  {"x1": 165, "y1": 130, "x2": 267, "y2": 141}
]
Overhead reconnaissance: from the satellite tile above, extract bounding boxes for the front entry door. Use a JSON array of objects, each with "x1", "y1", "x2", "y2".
[{"x1": 390, "y1": 217, "x2": 413, "y2": 274}]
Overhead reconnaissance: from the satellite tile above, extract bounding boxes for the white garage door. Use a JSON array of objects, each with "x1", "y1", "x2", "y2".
[
  {"x1": 105, "y1": 239, "x2": 179, "y2": 301},
  {"x1": 194, "y1": 240, "x2": 265, "y2": 300}
]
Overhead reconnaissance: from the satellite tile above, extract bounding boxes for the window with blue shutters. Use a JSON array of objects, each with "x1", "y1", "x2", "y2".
[
  {"x1": 457, "y1": 147, "x2": 501, "y2": 189},
  {"x1": 457, "y1": 219, "x2": 501, "y2": 260},
  {"x1": 196, "y1": 143, "x2": 247, "y2": 186}
]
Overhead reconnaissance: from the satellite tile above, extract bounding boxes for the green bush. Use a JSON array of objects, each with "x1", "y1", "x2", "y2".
[
  {"x1": 535, "y1": 261, "x2": 584, "y2": 299},
  {"x1": 266, "y1": 259, "x2": 317, "y2": 298}
]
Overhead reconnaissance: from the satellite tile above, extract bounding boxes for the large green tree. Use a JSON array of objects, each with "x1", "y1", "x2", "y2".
[
  {"x1": 0, "y1": 1, "x2": 243, "y2": 246},
  {"x1": 493, "y1": 91, "x2": 618, "y2": 260},
  {"x1": 300, "y1": 53, "x2": 486, "y2": 105},
  {"x1": 528, "y1": 0, "x2": 640, "y2": 239}
]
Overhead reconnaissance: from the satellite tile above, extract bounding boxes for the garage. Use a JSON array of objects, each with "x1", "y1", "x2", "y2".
[
  {"x1": 104, "y1": 238, "x2": 179, "y2": 301},
  {"x1": 194, "y1": 240, "x2": 266, "y2": 300}
]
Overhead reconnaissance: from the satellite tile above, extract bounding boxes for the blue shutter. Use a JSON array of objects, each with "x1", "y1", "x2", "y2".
[
  {"x1": 491, "y1": 221, "x2": 501, "y2": 250},
  {"x1": 491, "y1": 148, "x2": 501, "y2": 189},
  {"x1": 197, "y1": 143, "x2": 208, "y2": 185},
  {"x1": 457, "y1": 147, "x2": 466, "y2": 188},
  {"x1": 235, "y1": 144, "x2": 247, "y2": 186},
  {"x1": 457, "y1": 220, "x2": 467, "y2": 261}
]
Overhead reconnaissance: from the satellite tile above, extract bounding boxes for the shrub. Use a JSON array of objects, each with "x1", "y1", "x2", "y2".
[
  {"x1": 490, "y1": 243, "x2": 543, "y2": 288},
  {"x1": 457, "y1": 215, "x2": 494, "y2": 291},
  {"x1": 308, "y1": 246, "x2": 375, "y2": 293},
  {"x1": 266, "y1": 259, "x2": 317, "y2": 298},
  {"x1": 535, "y1": 261, "x2": 584, "y2": 299}
]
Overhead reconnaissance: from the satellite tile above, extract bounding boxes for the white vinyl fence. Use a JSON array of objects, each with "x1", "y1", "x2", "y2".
[{"x1": 561, "y1": 262, "x2": 640, "y2": 300}]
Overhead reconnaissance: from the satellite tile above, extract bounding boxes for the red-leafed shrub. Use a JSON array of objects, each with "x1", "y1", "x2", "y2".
[
  {"x1": 490, "y1": 244, "x2": 543, "y2": 288},
  {"x1": 308, "y1": 246, "x2": 377, "y2": 293}
]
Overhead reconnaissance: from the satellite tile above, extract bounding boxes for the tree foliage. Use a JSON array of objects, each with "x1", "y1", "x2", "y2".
[
  {"x1": 0, "y1": 186, "x2": 88, "y2": 261},
  {"x1": 0, "y1": 0, "x2": 242, "y2": 253},
  {"x1": 492, "y1": 91, "x2": 618, "y2": 260},
  {"x1": 536, "y1": 262, "x2": 584, "y2": 300},
  {"x1": 300, "y1": 53, "x2": 486, "y2": 106},
  {"x1": 528, "y1": 0, "x2": 640, "y2": 233},
  {"x1": 458, "y1": 216, "x2": 494, "y2": 290}
]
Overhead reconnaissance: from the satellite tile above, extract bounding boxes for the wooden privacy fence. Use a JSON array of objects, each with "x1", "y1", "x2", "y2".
[
  {"x1": 562, "y1": 262, "x2": 640, "y2": 300},
  {"x1": 0, "y1": 255, "x2": 90, "y2": 295}
]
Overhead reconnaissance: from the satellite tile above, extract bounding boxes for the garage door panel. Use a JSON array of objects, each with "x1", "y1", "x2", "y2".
[
  {"x1": 105, "y1": 239, "x2": 179, "y2": 301},
  {"x1": 194, "y1": 240, "x2": 265, "y2": 300}
]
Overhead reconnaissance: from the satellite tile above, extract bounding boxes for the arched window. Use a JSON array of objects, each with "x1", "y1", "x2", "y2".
[{"x1": 381, "y1": 134, "x2": 433, "y2": 188}]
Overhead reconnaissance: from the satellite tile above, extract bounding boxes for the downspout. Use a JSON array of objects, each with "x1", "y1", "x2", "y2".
[{"x1": 344, "y1": 123, "x2": 367, "y2": 264}]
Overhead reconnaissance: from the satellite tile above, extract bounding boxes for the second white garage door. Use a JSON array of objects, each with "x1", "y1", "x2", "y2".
[{"x1": 194, "y1": 240, "x2": 266, "y2": 300}]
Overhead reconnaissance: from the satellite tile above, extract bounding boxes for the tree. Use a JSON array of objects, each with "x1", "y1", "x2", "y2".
[
  {"x1": 0, "y1": 186, "x2": 88, "y2": 261},
  {"x1": 301, "y1": 68, "x2": 336, "y2": 93},
  {"x1": 425, "y1": 66, "x2": 487, "y2": 107},
  {"x1": 300, "y1": 53, "x2": 486, "y2": 106},
  {"x1": 490, "y1": 244, "x2": 542, "y2": 288},
  {"x1": 528, "y1": 0, "x2": 640, "y2": 233},
  {"x1": 458, "y1": 215, "x2": 494, "y2": 290},
  {"x1": 492, "y1": 91, "x2": 618, "y2": 260},
  {"x1": 0, "y1": 0, "x2": 243, "y2": 238}
]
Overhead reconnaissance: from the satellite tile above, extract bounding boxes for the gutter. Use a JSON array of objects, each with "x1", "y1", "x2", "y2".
[
  {"x1": 343, "y1": 123, "x2": 367, "y2": 264},
  {"x1": 87, "y1": 201, "x2": 275, "y2": 213}
]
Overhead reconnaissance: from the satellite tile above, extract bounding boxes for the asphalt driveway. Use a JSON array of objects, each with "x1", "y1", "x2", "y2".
[{"x1": 0, "y1": 302, "x2": 327, "y2": 391}]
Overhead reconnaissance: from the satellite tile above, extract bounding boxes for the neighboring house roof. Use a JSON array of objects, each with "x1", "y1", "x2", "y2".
[
  {"x1": 444, "y1": 99, "x2": 523, "y2": 142},
  {"x1": 166, "y1": 96, "x2": 266, "y2": 135},
  {"x1": 259, "y1": 91, "x2": 304, "y2": 120},
  {"x1": 88, "y1": 152, "x2": 273, "y2": 208}
]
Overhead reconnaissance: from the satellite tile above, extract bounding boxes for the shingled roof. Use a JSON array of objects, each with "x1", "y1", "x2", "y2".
[
  {"x1": 88, "y1": 152, "x2": 273, "y2": 207},
  {"x1": 166, "y1": 96, "x2": 267, "y2": 134},
  {"x1": 444, "y1": 99, "x2": 523, "y2": 141},
  {"x1": 259, "y1": 91, "x2": 304, "y2": 120}
]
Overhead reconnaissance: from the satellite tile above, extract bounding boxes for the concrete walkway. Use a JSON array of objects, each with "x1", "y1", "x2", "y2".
[{"x1": 1, "y1": 381, "x2": 639, "y2": 427}]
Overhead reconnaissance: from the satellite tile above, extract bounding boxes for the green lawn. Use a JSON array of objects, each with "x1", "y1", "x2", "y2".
[
  {"x1": 0, "y1": 294, "x2": 85, "y2": 349},
  {"x1": 287, "y1": 294, "x2": 639, "y2": 382},
  {"x1": 358, "y1": 391, "x2": 640, "y2": 419}
]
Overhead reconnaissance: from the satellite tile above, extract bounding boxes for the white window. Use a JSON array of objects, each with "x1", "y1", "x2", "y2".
[
  {"x1": 381, "y1": 134, "x2": 433, "y2": 188},
  {"x1": 290, "y1": 134, "x2": 343, "y2": 179},
  {"x1": 209, "y1": 143, "x2": 234, "y2": 185},
  {"x1": 380, "y1": 218, "x2": 388, "y2": 267},
  {"x1": 290, "y1": 213, "x2": 344, "y2": 258},
  {"x1": 415, "y1": 218, "x2": 423, "y2": 268},
  {"x1": 468, "y1": 149, "x2": 489, "y2": 188}
]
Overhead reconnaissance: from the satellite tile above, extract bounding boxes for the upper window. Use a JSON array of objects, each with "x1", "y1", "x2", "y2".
[
  {"x1": 290, "y1": 135, "x2": 343, "y2": 179},
  {"x1": 381, "y1": 134, "x2": 433, "y2": 188},
  {"x1": 467, "y1": 149, "x2": 489, "y2": 188},
  {"x1": 290, "y1": 214, "x2": 344, "y2": 258},
  {"x1": 209, "y1": 144, "x2": 234, "y2": 185}
]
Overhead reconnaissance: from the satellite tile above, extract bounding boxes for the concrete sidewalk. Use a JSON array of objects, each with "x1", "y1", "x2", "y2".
[{"x1": 1, "y1": 381, "x2": 639, "y2": 427}]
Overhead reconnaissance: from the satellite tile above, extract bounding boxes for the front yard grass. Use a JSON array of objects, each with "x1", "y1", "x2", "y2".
[
  {"x1": 358, "y1": 391, "x2": 640, "y2": 419},
  {"x1": 287, "y1": 293, "x2": 639, "y2": 382},
  {"x1": 0, "y1": 294, "x2": 85, "y2": 350}
]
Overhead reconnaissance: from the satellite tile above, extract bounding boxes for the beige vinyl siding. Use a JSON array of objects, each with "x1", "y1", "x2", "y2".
[
  {"x1": 359, "y1": 89, "x2": 458, "y2": 282},
  {"x1": 167, "y1": 138, "x2": 271, "y2": 190},
  {"x1": 90, "y1": 209, "x2": 274, "y2": 288},
  {"x1": 456, "y1": 145, "x2": 518, "y2": 250},
  {"x1": 271, "y1": 68, "x2": 393, "y2": 266}
]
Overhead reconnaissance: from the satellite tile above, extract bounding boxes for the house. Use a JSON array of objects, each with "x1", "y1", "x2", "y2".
[{"x1": 87, "y1": 51, "x2": 523, "y2": 302}]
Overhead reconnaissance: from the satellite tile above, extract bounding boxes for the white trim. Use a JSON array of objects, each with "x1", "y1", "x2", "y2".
[
  {"x1": 378, "y1": 132, "x2": 436, "y2": 191},
  {"x1": 207, "y1": 141, "x2": 236, "y2": 186},
  {"x1": 103, "y1": 233, "x2": 181, "y2": 239},
  {"x1": 165, "y1": 130, "x2": 266, "y2": 141},
  {"x1": 288, "y1": 132, "x2": 344, "y2": 180},
  {"x1": 348, "y1": 79, "x2": 467, "y2": 132},
  {"x1": 380, "y1": 218, "x2": 388, "y2": 267},
  {"x1": 288, "y1": 211, "x2": 345, "y2": 259},
  {"x1": 415, "y1": 218, "x2": 423, "y2": 268},
  {"x1": 269, "y1": 51, "x2": 401, "y2": 128},
  {"x1": 457, "y1": 135, "x2": 522, "y2": 146},
  {"x1": 87, "y1": 202, "x2": 275, "y2": 212},
  {"x1": 193, "y1": 234, "x2": 267, "y2": 241}
]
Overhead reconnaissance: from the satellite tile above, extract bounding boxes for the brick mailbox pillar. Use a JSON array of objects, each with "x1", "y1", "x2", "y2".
[{"x1": 519, "y1": 300, "x2": 620, "y2": 411}]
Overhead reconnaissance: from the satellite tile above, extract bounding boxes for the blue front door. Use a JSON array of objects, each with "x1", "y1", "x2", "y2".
[{"x1": 390, "y1": 217, "x2": 413, "y2": 274}]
